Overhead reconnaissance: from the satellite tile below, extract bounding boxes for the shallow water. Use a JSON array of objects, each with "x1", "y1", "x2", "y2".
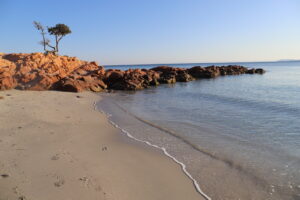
[{"x1": 98, "y1": 61, "x2": 300, "y2": 200}]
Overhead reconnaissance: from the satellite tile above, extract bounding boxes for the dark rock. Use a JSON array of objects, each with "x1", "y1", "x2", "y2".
[
  {"x1": 246, "y1": 68, "x2": 256, "y2": 74},
  {"x1": 175, "y1": 70, "x2": 195, "y2": 82},
  {"x1": 255, "y1": 68, "x2": 266, "y2": 74},
  {"x1": 1, "y1": 174, "x2": 9, "y2": 178},
  {"x1": 158, "y1": 74, "x2": 176, "y2": 84}
]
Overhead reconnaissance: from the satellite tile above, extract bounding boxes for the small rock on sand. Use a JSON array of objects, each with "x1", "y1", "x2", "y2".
[{"x1": 1, "y1": 174, "x2": 10, "y2": 178}]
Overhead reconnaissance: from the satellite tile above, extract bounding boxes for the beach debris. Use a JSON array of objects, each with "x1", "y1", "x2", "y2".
[
  {"x1": 76, "y1": 95, "x2": 83, "y2": 98},
  {"x1": 1, "y1": 174, "x2": 10, "y2": 178}
]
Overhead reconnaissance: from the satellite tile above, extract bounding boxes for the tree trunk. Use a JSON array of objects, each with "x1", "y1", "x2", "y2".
[
  {"x1": 42, "y1": 34, "x2": 45, "y2": 51},
  {"x1": 55, "y1": 35, "x2": 59, "y2": 54}
]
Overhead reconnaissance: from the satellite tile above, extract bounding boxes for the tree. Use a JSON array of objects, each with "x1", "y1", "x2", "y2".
[
  {"x1": 48, "y1": 24, "x2": 71, "y2": 54},
  {"x1": 33, "y1": 21, "x2": 49, "y2": 52},
  {"x1": 33, "y1": 22, "x2": 71, "y2": 54}
]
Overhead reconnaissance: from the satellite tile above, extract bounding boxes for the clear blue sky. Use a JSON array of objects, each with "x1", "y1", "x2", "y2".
[{"x1": 0, "y1": 0, "x2": 299, "y2": 65}]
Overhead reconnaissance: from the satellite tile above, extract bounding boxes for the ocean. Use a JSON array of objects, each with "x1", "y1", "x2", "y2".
[{"x1": 97, "y1": 61, "x2": 300, "y2": 200}]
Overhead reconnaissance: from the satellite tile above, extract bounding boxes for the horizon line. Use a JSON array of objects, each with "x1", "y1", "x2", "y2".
[{"x1": 103, "y1": 59, "x2": 300, "y2": 66}]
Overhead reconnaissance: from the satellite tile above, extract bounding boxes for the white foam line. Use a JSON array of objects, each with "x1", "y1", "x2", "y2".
[{"x1": 94, "y1": 102, "x2": 211, "y2": 200}]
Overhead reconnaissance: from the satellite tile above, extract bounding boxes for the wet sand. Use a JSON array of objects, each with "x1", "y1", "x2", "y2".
[{"x1": 0, "y1": 90, "x2": 203, "y2": 200}]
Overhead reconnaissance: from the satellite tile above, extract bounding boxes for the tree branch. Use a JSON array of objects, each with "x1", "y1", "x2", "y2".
[
  {"x1": 58, "y1": 35, "x2": 64, "y2": 42},
  {"x1": 46, "y1": 43, "x2": 56, "y2": 50}
]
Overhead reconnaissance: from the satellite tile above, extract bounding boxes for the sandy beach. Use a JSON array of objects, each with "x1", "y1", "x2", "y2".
[{"x1": 0, "y1": 90, "x2": 203, "y2": 200}]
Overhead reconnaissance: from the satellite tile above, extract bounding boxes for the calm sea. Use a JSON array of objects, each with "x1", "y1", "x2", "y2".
[{"x1": 97, "y1": 61, "x2": 300, "y2": 200}]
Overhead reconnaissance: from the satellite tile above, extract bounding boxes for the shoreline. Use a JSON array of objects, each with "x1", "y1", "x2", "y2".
[
  {"x1": 0, "y1": 90, "x2": 203, "y2": 200},
  {"x1": 99, "y1": 107, "x2": 211, "y2": 200},
  {"x1": 97, "y1": 89, "x2": 295, "y2": 200}
]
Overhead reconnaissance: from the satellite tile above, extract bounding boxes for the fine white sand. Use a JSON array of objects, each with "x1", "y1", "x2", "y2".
[{"x1": 0, "y1": 90, "x2": 203, "y2": 200}]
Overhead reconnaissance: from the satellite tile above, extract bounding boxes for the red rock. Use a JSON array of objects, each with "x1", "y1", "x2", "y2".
[
  {"x1": 0, "y1": 76, "x2": 16, "y2": 90},
  {"x1": 0, "y1": 53, "x2": 107, "y2": 92},
  {"x1": 56, "y1": 79, "x2": 84, "y2": 92},
  {"x1": 19, "y1": 66, "x2": 32, "y2": 75}
]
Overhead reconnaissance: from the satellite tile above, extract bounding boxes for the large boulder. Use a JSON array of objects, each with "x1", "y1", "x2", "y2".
[
  {"x1": 255, "y1": 68, "x2": 266, "y2": 74},
  {"x1": 105, "y1": 69, "x2": 158, "y2": 90},
  {"x1": 246, "y1": 68, "x2": 255, "y2": 74},
  {"x1": 218, "y1": 65, "x2": 248, "y2": 75},
  {"x1": 187, "y1": 66, "x2": 219, "y2": 78},
  {"x1": 151, "y1": 66, "x2": 194, "y2": 83}
]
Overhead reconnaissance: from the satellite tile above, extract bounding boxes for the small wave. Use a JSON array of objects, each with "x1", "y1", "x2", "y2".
[{"x1": 94, "y1": 101, "x2": 212, "y2": 200}]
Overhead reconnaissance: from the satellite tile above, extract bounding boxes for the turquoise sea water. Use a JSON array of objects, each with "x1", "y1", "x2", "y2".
[{"x1": 98, "y1": 61, "x2": 300, "y2": 200}]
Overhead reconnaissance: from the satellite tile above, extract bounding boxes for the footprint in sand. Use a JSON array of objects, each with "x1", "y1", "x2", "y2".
[
  {"x1": 51, "y1": 154, "x2": 60, "y2": 161},
  {"x1": 79, "y1": 176, "x2": 105, "y2": 195},
  {"x1": 18, "y1": 195, "x2": 26, "y2": 200},
  {"x1": 79, "y1": 176, "x2": 91, "y2": 188},
  {"x1": 54, "y1": 177, "x2": 65, "y2": 187},
  {"x1": 13, "y1": 187, "x2": 27, "y2": 200},
  {"x1": 102, "y1": 146, "x2": 108, "y2": 151}
]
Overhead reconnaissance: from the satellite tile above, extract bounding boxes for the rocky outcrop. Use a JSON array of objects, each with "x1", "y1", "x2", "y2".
[
  {"x1": 0, "y1": 53, "x2": 107, "y2": 92},
  {"x1": 104, "y1": 69, "x2": 160, "y2": 90},
  {"x1": 151, "y1": 66, "x2": 194, "y2": 83},
  {"x1": 0, "y1": 53, "x2": 266, "y2": 92},
  {"x1": 53, "y1": 62, "x2": 106, "y2": 92},
  {"x1": 246, "y1": 68, "x2": 266, "y2": 74}
]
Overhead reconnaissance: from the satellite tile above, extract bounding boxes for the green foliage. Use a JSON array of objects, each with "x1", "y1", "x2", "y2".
[{"x1": 48, "y1": 24, "x2": 71, "y2": 37}]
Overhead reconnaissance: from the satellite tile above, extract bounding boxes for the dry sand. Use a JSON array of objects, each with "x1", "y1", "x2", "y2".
[{"x1": 0, "y1": 90, "x2": 204, "y2": 200}]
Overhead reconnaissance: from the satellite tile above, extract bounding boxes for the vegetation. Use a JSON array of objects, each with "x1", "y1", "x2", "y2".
[
  {"x1": 33, "y1": 21, "x2": 49, "y2": 52},
  {"x1": 33, "y1": 21, "x2": 71, "y2": 55}
]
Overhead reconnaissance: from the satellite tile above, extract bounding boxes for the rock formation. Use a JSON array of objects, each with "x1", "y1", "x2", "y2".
[
  {"x1": 0, "y1": 53, "x2": 106, "y2": 92},
  {"x1": 0, "y1": 53, "x2": 265, "y2": 92}
]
